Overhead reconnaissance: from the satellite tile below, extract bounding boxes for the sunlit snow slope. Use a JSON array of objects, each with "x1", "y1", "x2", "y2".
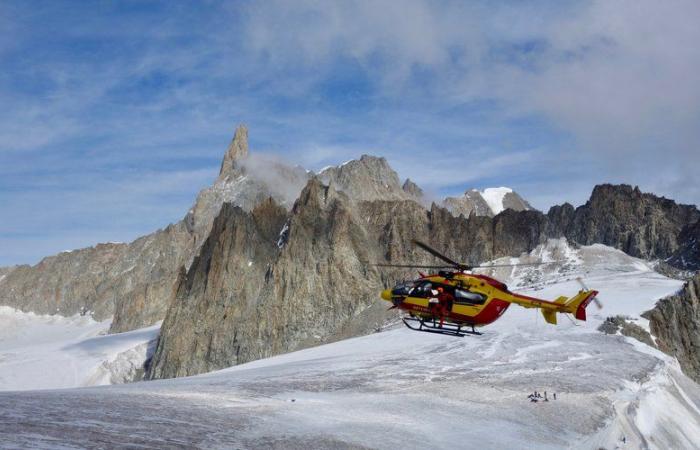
[
  {"x1": 0, "y1": 308, "x2": 159, "y2": 391},
  {"x1": 1, "y1": 240, "x2": 699, "y2": 449}
]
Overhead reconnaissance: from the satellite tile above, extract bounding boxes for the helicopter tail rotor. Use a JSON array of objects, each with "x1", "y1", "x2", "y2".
[{"x1": 577, "y1": 277, "x2": 603, "y2": 309}]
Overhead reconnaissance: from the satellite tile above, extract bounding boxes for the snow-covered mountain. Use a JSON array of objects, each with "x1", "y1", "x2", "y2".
[
  {"x1": 1, "y1": 241, "x2": 697, "y2": 449},
  {"x1": 443, "y1": 187, "x2": 533, "y2": 217}
]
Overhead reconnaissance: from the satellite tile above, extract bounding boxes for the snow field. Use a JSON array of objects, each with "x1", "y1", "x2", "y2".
[
  {"x1": 0, "y1": 239, "x2": 698, "y2": 449},
  {"x1": 0, "y1": 307, "x2": 159, "y2": 391}
]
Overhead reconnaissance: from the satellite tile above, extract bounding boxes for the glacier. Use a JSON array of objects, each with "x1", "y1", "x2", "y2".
[{"x1": 0, "y1": 241, "x2": 698, "y2": 449}]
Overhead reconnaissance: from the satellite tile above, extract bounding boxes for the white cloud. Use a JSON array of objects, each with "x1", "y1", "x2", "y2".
[{"x1": 240, "y1": 0, "x2": 700, "y2": 204}]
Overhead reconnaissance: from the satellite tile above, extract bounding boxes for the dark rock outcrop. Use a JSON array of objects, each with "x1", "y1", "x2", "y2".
[
  {"x1": 598, "y1": 316, "x2": 655, "y2": 348},
  {"x1": 668, "y1": 219, "x2": 700, "y2": 271},
  {"x1": 644, "y1": 274, "x2": 700, "y2": 383},
  {"x1": 502, "y1": 191, "x2": 533, "y2": 212},
  {"x1": 548, "y1": 184, "x2": 700, "y2": 260}
]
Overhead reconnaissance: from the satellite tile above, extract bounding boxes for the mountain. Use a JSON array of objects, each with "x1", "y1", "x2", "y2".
[
  {"x1": 146, "y1": 180, "x2": 557, "y2": 379},
  {"x1": 0, "y1": 126, "x2": 310, "y2": 333},
  {"x1": 317, "y1": 155, "x2": 416, "y2": 202},
  {"x1": 1, "y1": 125, "x2": 699, "y2": 383},
  {"x1": 547, "y1": 184, "x2": 700, "y2": 261},
  {"x1": 401, "y1": 178, "x2": 423, "y2": 199},
  {"x1": 443, "y1": 187, "x2": 533, "y2": 218}
]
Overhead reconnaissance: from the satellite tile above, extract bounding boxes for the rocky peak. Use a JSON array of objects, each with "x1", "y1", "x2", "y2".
[
  {"x1": 550, "y1": 183, "x2": 700, "y2": 260},
  {"x1": 318, "y1": 154, "x2": 410, "y2": 202},
  {"x1": 501, "y1": 190, "x2": 533, "y2": 213},
  {"x1": 218, "y1": 125, "x2": 249, "y2": 178},
  {"x1": 443, "y1": 189, "x2": 492, "y2": 217},
  {"x1": 443, "y1": 187, "x2": 532, "y2": 218},
  {"x1": 402, "y1": 178, "x2": 424, "y2": 199},
  {"x1": 294, "y1": 177, "x2": 345, "y2": 212}
]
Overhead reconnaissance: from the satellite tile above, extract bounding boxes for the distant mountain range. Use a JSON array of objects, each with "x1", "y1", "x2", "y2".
[{"x1": 1, "y1": 125, "x2": 698, "y2": 381}]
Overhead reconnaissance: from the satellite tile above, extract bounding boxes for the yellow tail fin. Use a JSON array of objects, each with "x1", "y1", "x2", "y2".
[
  {"x1": 541, "y1": 309, "x2": 557, "y2": 325},
  {"x1": 564, "y1": 290, "x2": 599, "y2": 321}
]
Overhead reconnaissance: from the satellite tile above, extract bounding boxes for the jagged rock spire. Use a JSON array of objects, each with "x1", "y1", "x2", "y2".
[{"x1": 219, "y1": 125, "x2": 249, "y2": 177}]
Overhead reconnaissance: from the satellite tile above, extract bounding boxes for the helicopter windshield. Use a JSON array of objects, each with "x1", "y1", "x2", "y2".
[{"x1": 391, "y1": 281, "x2": 415, "y2": 296}]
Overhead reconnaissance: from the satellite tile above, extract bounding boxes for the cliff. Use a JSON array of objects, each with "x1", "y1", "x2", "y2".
[
  {"x1": 644, "y1": 274, "x2": 700, "y2": 383},
  {"x1": 548, "y1": 184, "x2": 700, "y2": 260}
]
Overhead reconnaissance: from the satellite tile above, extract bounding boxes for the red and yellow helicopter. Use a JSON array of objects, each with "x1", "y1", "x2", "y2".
[{"x1": 378, "y1": 240, "x2": 600, "y2": 337}]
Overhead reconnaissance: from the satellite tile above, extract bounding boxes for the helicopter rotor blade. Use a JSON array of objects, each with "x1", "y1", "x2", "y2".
[
  {"x1": 576, "y1": 277, "x2": 589, "y2": 291},
  {"x1": 472, "y1": 261, "x2": 558, "y2": 269},
  {"x1": 371, "y1": 263, "x2": 454, "y2": 269},
  {"x1": 411, "y1": 240, "x2": 468, "y2": 269}
]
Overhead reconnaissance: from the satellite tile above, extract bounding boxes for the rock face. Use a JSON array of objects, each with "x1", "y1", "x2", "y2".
[
  {"x1": 148, "y1": 180, "x2": 394, "y2": 379},
  {"x1": 0, "y1": 266, "x2": 16, "y2": 282},
  {"x1": 443, "y1": 187, "x2": 532, "y2": 218},
  {"x1": 443, "y1": 189, "x2": 493, "y2": 217},
  {"x1": 147, "y1": 199, "x2": 288, "y2": 378},
  {"x1": 219, "y1": 125, "x2": 249, "y2": 176},
  {"x1": 501, "y1": 190, "x2": 533, "y2": 213},
  {"x1": 402, "y1": 178, "x2": 424, "y2": 200},
  {"x1": 187, "y1": 126, "x2": 309, "y2": 248},
  {"x1": 644, "y1": 274, "x2": 700, "y2": 383},
  {"x1": 548, "y1": 184, "x2": 700, "y2": 261},
  {"x1": 668, "y1": 219, "x2": 700, "y2": 271},
  {"x1": 318, "y1": 155, "x2": 411, "y2": 202},
  {"x1": 146, "y1": 177, "x2": 557, "y2": 379},
  {"x1": 0, "y1": 224, "x2": 194, "y2": 332}
]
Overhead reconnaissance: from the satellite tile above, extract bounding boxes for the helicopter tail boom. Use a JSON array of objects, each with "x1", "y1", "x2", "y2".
[{"x1": 563, "y1": 290, "x2": 599, "y2": 321}]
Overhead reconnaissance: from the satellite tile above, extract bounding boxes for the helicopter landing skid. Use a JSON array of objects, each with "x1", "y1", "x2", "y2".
[{"x1": 402, "y1": 317, "x2": 482, "y2": 337}]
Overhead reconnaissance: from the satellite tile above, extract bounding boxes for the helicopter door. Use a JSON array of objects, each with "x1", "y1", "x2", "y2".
[{"x1": 454, "y1": 288, "x2": 487, "y2": 305}]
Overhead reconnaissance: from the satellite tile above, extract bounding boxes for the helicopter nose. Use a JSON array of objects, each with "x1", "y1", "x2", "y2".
[{"x1": 381, "y1": 289, "x2": 393, "y2": 302}]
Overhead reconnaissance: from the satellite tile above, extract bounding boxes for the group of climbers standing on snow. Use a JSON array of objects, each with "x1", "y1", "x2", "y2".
[{"x1": 528, "y1": 390, "x2": 556, "y2": 402}]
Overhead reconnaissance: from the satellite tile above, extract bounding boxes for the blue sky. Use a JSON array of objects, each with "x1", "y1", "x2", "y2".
[{"x1": 1, "y1": 0, "x2": 699, "y2": 266}]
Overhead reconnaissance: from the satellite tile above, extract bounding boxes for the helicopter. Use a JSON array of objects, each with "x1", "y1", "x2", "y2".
[{"x1": 377, "y1": 240, "x2": 600, "y2": 337}]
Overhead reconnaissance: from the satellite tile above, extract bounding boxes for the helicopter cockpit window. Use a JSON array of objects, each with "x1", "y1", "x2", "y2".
[
  {"x1": 410, "y1": 281, "x2": 435, "y2": 298},
  {"x1": 454, "y1": 288, "x2": 487, "y2": 305},
  {"x1": 391, "y1": 281, "x2": 414, "y2": 296}
]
